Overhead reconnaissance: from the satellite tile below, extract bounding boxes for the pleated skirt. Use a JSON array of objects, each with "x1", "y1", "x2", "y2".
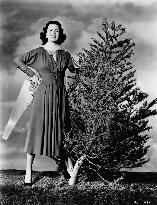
[{"x1": 24, "y1": 79, "x2": 71, "y2": 160}]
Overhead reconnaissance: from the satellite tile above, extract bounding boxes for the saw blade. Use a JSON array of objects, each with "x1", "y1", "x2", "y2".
[{"x1": 2, "y1": 80, "x2": 34, "y2": 140}]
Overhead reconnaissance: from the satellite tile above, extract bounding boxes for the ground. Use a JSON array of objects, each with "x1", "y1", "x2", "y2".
[{"x1": 0, "y1": 170, "x2": 157, "y2": 205}]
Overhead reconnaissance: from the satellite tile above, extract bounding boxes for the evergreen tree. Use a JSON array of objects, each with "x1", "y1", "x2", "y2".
[{"x1": 65, "y1": 19, "x2": 157, "y2": 185}]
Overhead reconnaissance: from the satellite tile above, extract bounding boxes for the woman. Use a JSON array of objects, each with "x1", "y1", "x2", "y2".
[{"x1": 13, "y1": 20, "x2": 77, "y2": 185}]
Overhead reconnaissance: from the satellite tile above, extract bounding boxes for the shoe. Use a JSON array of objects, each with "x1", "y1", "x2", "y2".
[{"x1": 24, "y1": 182, "x2": 33, "y2": 186}]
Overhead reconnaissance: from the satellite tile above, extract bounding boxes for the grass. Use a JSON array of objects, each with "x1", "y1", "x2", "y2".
[{"x1": 0, "y1": 170, "x2": 157, "y2": 205}]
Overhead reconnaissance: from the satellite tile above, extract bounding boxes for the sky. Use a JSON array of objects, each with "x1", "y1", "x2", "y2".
[{"x1": 1, "y1": 0, "x2": 157, "y2": 172}]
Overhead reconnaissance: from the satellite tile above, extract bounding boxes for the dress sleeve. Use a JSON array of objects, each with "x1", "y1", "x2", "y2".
[
  {"x1": 13, "y1": 49, "x2": 37, "y2": 77},
  {"x1": 67, "y1": 52, "x2": 77, "y2": 73}
]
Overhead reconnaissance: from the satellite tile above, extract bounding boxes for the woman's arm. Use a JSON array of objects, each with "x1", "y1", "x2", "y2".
[
  {"x1": 13, "y1": 56, "x2": 35, "y2": 77},
  {"x1": 67, "y1": 52, "x2": 79, "y2": 74},
  {"x1": 13, "y1": 49, "x2": 37, "y2": 77}
]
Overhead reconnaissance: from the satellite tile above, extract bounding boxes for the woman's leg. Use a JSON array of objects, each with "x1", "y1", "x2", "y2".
[
  {"x1": 25, "y1": 153, "x2": 35, "y2": 184},
  {"x1": 58, "y1": 155, "x2": 73, "y2": 180},
  {"x1": 65, "y1": 157, "x2": 73, "y2": 176}
]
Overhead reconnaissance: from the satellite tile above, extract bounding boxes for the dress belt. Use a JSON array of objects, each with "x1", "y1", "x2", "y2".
[{"x1": 41, "y1": 72, "x2": 64, "y2": 85}]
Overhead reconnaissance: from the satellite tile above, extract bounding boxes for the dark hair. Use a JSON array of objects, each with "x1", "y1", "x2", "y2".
[{"x1": 40, "y1": 20, "x2": 67, "y2": 45}]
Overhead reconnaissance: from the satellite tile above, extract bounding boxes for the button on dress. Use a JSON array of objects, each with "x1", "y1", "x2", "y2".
[{"x1": 14, "y1": 47, "x2": 75, "y2": 161}]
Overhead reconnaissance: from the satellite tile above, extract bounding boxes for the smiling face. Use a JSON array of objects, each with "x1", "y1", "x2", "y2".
[{"x1": 46, "y1": 24, "x2": 60, "y2": 43}]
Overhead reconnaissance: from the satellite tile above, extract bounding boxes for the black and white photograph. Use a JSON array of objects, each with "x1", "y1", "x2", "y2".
[{"x1": 1, "y1": 0, "x2": 157, "y2": 204}]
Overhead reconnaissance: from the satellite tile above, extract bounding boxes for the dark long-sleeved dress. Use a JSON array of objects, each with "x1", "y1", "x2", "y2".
[{"x1": 13, "y1": 47, "x2": 75, "y2": 161}]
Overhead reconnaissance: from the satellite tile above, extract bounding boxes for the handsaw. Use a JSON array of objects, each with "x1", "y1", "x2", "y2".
[
  {"x1": 2, "y1": 65, "x2": 42, "y2": 140},
  {"x1": 2, "y1": 79, "x2": 36, "y2": 140}
]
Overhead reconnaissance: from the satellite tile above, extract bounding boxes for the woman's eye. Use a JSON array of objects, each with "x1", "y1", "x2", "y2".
[{"x1": 50, "y1": 29, "x2": 59, "y2": 32}]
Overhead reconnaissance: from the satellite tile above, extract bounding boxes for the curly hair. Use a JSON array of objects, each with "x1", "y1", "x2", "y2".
[{"x1": 40, "y1": 20, "x2": 67, "y2": 45}]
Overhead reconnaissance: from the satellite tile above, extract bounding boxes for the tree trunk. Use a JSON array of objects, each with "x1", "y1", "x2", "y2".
[{"x1": 68, "y1": 155, "x2": 86, "y2": 186}]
